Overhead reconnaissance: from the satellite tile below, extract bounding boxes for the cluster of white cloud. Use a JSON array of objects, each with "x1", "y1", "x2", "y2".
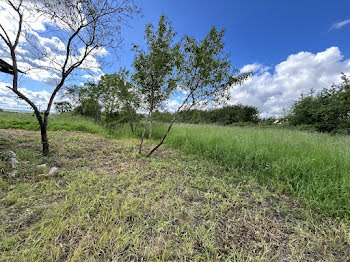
[
  {"x1": 0, "y1": 82, "x2": 51, "y2": 111},
  {"x1": 228, "y1": 46, "x2": 350, "y2": 118},
  {"x1": 0, "y1": 0, "x2": 106, "y2": 111}
]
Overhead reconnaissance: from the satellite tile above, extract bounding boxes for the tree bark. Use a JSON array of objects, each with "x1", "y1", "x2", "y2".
[
  {"x1": 127, "y1": 104, "x2": 134, "y2": 133},
  {"x1": 139, "y1": 112, "x2": 150, "y2": 154},
  {"x1": 148, "y1": 87, "x2": 154, "y2": 143},
  {"x1": 149, "y1": 110, "x2": 152, "y2": 143},
  {"x1": 146, "y1": 114, "x2": 178, "y2": 157},
  {"x1": 40, "y1": 123, "x2": 49, "y2": 156}
]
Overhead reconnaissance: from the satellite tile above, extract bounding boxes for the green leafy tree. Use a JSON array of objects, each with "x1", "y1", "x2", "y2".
[
  {"x1": 146, "y1": 26, "x2": 251, "y2": 157},
  {"x1": 133, "y1": 15, "x2": 181, "y2": 153},
  {"x1": 99, "y1": 70, "x2": 140, "y2": 132},
  {"x1": 287, "y1": 74, "x2": 350, "y2": 133},
  {"x1": 54, "y1": 101, "x2": 72, "y2": 114},
  {"x1": 65, "y1": 83, "x2": 102, "y2": 123},
  {"x1": 99, "y1": 74, "x2": 120, "y2": 120}
]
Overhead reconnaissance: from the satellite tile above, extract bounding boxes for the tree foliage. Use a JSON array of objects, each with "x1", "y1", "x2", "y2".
[
  {"x1": 132, "y1": 15, "x2": 181, "y2": 151},
  {"x1": 146, "y1": 26, "x2": 251, "y2": 156},
  {"x1": 99, "y1": 70, "x2": 140, "y2": 131},
  {"x1": 65, "y1": 83, "x2": 102, "y2": 123},
  {"x1": 287, "y1": 74, "x2": 350, "y2": 133},
  {"x1": 54, "y1": 101, "x2": 73, "y2": 114},
  {"x1": 65, "y1": 69, "x2": 140, "y2": 130},
  {"x1": 176, "y1": 105, "x2": 260, "y2": 124}
]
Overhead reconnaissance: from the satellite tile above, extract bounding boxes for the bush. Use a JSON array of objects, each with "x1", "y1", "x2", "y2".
[{"x1": 287, "y1": 74, "x2": 350, "y2": 133}]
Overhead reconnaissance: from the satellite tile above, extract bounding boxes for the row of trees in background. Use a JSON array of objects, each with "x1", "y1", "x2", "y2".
[
  {"x1": 287, "y1": 74, "x2": 350, "y2": 133},
  {"x1": 178, "y1": 105, "x2": 259, "y2": 124},
  {"x1": 151, "y1": 105, "x2": 259, "y2": 125}
]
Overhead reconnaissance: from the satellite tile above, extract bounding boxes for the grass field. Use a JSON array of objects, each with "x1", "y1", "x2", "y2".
[
  {"x1": 0, "y1": 111, "x2": 106, "y2": 135},
  {"x1": 1, "y1": 129, "x2": 349, "y2": 261},
  {"x1": 110, "y1": 123, "x2": 350, "y2": 220},
  {"x1": 2, "y1": 112, "x2": 350, "y2": 219},
  {"x1": 1, "y1": 112, "x2": 350, "y2": 258}
]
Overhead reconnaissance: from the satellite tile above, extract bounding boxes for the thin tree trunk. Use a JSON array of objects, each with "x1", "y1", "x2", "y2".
[
  {"x1": 139, "y1": 112, "x2": 151, "y2": 154},
  {"x1": 127, "y1": 105, "x2": 134, "y2": 133},
  {"x1": 149, "y1": 88, "x2": 154, "y2": 143},
  {"x1": 149, "y1": 110, "x2": 152, "y2": 143},
  {"x1": 146, "y1": 114, "x2": 178, "y2": 157},
  {"x1": 146, "y1": 90, "x2": 196, "y2": 157},
  {"x1": 40, "y1": 123, "x2": 49, "y2": 156},
  {"x1": 41, "y1": 112, "x2": 51, "y2": 156}
]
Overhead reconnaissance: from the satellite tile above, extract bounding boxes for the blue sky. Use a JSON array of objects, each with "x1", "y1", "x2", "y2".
[
  {"x1": 1, "y1": 0, "x2": 350, "y2": 116},
  {"x1": 113, "y1": 0, "x2": 350, "y2": 72}
]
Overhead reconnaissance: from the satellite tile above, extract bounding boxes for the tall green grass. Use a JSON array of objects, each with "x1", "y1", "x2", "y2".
[
  {"x1": 120, "y1": 123, "x2": 350, "y2": 219},
  {"x1": 1, "y1": 111, "x2": 350, "y2": 219},
  {"x1": 0, "y1": 111, "x2": 106, "y2": 135}
]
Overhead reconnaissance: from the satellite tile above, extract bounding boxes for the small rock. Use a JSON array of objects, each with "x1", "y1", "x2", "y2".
[
  {"x1": 9, "y1": 170, "x2": 17, "y2": 178},
  {"x1": 47, "y1": 167, "x2": 59, "y2": 176},
  {"x1": 8, "y1": 151, "x2": 16, "y2": 158},
  {"x1": 36, "y1": 164, "x2": 47, "y2": 169},
  {"x1": 10, "y1": 157, "x2": 19, "y2": 169}
]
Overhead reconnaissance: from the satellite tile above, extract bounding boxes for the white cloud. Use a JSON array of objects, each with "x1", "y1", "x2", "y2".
[
  {"x1": 0, "y1": 1, "x2": 107, "y2": 87},
  {"x1": 164, "y1": 99, "x2": 181, "y2": 113},
  {"x1": 330, "y1": 19, "x2": 350, "y2": 30},
  {"x1": 240, "y1": 63, "x2": 270, "y2": 74},
  {"x1": 229, "y1": 47, "x2": 350, "y2": 118},
  {"x1": 0, "y1": 82, "x2": 51, "y2": 111}
]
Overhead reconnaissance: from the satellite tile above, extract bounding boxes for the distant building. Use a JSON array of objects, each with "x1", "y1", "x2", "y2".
[{"x1": 0, "y1": 58, "x2": 24, "y2": 75}]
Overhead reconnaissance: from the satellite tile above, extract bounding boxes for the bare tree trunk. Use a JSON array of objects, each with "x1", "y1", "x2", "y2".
[
  {"x1": 40, "y1": 112, "x2": 51, "y2": 156},
  {"x1": 149, "y1": 110, "x2": 152, "y2": 143},
  {"x1": 40, "y1": 123, "x2": 49, "y2": 156},
  {"x1": 139, "y1": 112, "x2": 150, "y2": 154},
  {"x1": 146, "y1": 90, "x2": 196, "y2": 157},
  {"x1": 127, "y1": 105, "x2": 134, "y2": 133},
  {"x1": 148, "y1": 88, "x2": 154, "y2": 143},
  {"x1": 146, "y1": 114, "x2": 178, "y2": 157}
]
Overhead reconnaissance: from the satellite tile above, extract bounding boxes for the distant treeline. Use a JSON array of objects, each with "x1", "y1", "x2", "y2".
[
  {"x1": 152, "y1": 104, "x2": 260, "y2": 125},
  {"x1": 56, "y1": 73, "x2": 350, "y2": 134}
]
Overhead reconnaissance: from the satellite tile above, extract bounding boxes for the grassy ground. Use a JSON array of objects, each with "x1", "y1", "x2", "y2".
[
  {"x1": 1, "y1": 129, "x2": 350, "y2": 261},
  {"x1": 109, "y1": 123, "x2": 350, "y2": 220},
  {"x1": 2, "y1": 111, "x2": 350, "y2": 219},
  {"x1": 0, "y1": 111, "x2": 106, "y2": 135}
]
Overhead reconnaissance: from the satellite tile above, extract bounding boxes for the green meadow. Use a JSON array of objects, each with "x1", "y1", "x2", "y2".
[
  {"x1": 1, "y1": 112, "x2": 350, "y2": 261},
  {"x1": 110, "y1": 122, "x2": 350, "y2": 219}
]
